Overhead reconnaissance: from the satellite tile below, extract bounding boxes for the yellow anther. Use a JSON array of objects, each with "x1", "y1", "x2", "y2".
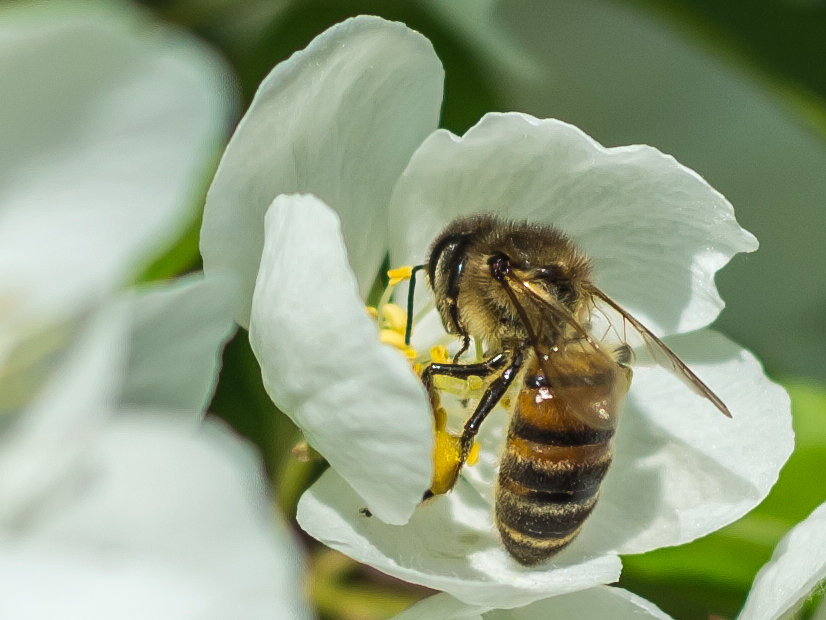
[
  {"x1": 381, "y1": 303, "x2": 407, "y2": 334},
  {"x1": 387, "y1": 265, "x2": 413, "y2": 286},
  {"x1": 467, "y1": 375, "x2": 483, "y2": 391},
  {"x1": 430, "y1": 429, "x2": 462, "y2": 496},
  {"x1": 379, "y1": 329, "x2": 417, "y2": 360},
  {"x1": 366, "y1": 306, "x2": 378, "y2": 319},
  {"x1": 379, "y1": 329, "x2": 405, "y2": 348},
  {"x1": 466, "y1": 442, "x2": 480, "y2": 466},
  {"x1": 430, "y1": 345, "x2": 450, "y2": 364}
]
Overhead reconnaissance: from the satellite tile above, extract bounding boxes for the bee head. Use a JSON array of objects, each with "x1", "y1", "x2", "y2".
[{"x1": 427, "y1": 215, "x2": 592, "y2": 349}]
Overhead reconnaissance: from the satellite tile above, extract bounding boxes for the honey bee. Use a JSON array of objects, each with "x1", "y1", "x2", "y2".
[{"x1": 412, "y1": 214, "x2": 730, "y2": 566}]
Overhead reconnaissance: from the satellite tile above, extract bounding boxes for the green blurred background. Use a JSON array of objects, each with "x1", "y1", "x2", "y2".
[{"x1": 137, "y1": 0, "x2": 826, "y2": 618}]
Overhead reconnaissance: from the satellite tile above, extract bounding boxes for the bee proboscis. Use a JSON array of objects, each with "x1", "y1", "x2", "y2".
[{"x1": 414, "y1": 214, "x2": 730, "y2": 565}]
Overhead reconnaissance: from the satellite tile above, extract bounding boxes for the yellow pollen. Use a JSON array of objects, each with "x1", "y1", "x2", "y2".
[
  {"x1": 466, "y1": 442, "x2": 480, "y2": 466},
  {"x1": 467, "y1": 375, "x2": 483, "y2": 391},
  {"x1": 429, "y1": 345, "x2": 450, "y2": 364},
  {"x1": 387, "y1": 265, "x2": 413, "y2": 286},
  {"x1": 366, "y1": 306, "x2": 378, "y2": 319},
  {"x1": 430, "y1": 429, "x2": 462, "y2": 496},
  {"x1": 381, "y1": 303, "x2": 407, "y2": 334},
  {"x1": 379, "y1": 329, "x2": 404, "y2": 348},
  {"x1": 378, "y1": 328, "x2": 416, "y2": 359}
]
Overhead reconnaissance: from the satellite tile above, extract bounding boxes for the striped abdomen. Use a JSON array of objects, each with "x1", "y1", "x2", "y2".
[{"x1": 495, "y1": 354, "x2": 630, "y2": 565}]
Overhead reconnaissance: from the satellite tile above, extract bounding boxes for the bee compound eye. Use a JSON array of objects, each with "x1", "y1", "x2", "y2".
[
  {"x1": 535, "y1": 265, "x2": 573, "y2": 299},
  {"x1": 488, "y1": 253, "x2": 511, "y2": 278}
]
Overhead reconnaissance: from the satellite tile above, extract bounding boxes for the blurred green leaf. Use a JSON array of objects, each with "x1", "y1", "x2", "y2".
[
  {"x1": 207, "y1": 330, "x2": 283, "y2": 479},
  {"x1": 207, "y1": 330, "x2": 327, "y2": 518},
  {"x1": 137, "y1": 208, "x2": 203, "y2": 283},
  {"x1": 620, "y1": 379, "x2": 826, "y2": 620},
  {"x1": 632, "y1": 0, "x2": 826, "y2": 106}
]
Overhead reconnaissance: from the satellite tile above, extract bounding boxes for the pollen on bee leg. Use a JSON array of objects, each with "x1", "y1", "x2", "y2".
[
  {"x1": 466, "y1": 442, "x2": 480, "y2": 466},
  {"x1": 430, "y1": 429, "x2": 462, "y2": 496},
  {"x1": 467, "y1": 375, "x2": 483, "y2": 391}
]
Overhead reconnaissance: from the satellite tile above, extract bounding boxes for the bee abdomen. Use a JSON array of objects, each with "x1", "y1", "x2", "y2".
[{"x1": 494, "y1": 406, "x2": 615, "y2": 565}]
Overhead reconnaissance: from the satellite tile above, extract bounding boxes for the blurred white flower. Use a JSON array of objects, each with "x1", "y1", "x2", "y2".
[
  {"x1": 0, "y1": 0, "x2": 230, "y2": 411},
  {"x1": 0, "y1": 300, "x2": 310, "y2": 620},
  {"x1": 0, "y1": 4, "x2": 311, "y2": 618},
  {"x1": 200, "y1": 15, "x2": 792, "y2": 609}
]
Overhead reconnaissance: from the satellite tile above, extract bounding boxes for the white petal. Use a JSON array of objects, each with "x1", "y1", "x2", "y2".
[
  {"x1": 0, "y1": 6, "x2": 231, "y2": 331},
  {"x1": 394, "y1": 586, "x2": 672, "y2": 620},
  {"x1": 389, "y1": 113, "x2": 755, "y2": 335},
  {"x1": 249, "y1": 194, "x2": 432, "y2": 525},
  {"x1": 577, "y1": 329, "x2": 792, "y2": 555},
  {"x1": 393, "y1": 592, "x2": 485, "y2": 620},
  {"x1": 201, "y1": 15, "x2": 443, "y2": 326},
  {"x1": 739, "y1": 501, "x2": 826, "y2": 620},
  {"x1": 1, "y1": 274, "x2": 309, "y2": 618},
  {"x1": 298, "y1": 469, "x2": 622, "y2": 609},
  {"x1": 484, "y1": 586, "x2": 673, "y2": 619},
  {"x1": 492, "y1": 0, "x2": 826, "y2": 380},
  {"x1": 0, "y1": 303, "x2": 128, "y2": 522},
  {"x1": 119, "y1": 274, "x2": 237, "y2": 415},
  {"x1": 0, "y1": 415, "x2": 311, "y2": 620}
]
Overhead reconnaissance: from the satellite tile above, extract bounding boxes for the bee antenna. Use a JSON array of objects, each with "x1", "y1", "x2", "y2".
[{"x1": 405, "y1": 264, "x2": 427, "y2": 346}]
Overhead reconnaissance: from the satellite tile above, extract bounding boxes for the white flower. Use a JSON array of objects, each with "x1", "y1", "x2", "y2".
[
  {"x1": 739, "y1": 500, "x2": 826, "y2": 620},
  {"x1": 479, "y1": 0, "x2": 826, "y2": 380},
  {"x1": 0, "y1": 4, "x2": 310, "y2": 617},
  {"x1": 393, "y1": 586, "x2": 672, "y2": 620},
  {"x1": 402, "y1": 497, "x2": 826, "y2": 619},
  {"x1": 200, "y1": 15, "x2": 792, "y2": 609}
]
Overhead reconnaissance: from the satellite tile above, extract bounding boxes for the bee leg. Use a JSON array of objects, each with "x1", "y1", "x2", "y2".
[
  {"x1": 613, "y1": 343, "x2": 634, "y2": 366},
  {"x1": 420, "y1": 352, "x2": 515, "y2": 498},
  {"x1": 457, "y1": 349, "x2": 524, "y2": 465},
  {"x1": 421, "y1": 352, "x2": 510, "y2": 410}
]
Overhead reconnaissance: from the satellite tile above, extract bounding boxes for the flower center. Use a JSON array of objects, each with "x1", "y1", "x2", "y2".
[{"x1": 368, "y1": 266, "x2": 481, "y2": 497}]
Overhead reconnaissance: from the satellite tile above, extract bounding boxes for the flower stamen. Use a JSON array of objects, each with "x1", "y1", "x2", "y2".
[{"x1": 370, "y1": 266, "x2": 482, "y2": 498}]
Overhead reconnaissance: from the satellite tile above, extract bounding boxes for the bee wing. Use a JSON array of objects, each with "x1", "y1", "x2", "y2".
[
  {"x1": 501, "y1": 273, "x2": 627, "y2": 430},
  {"x1": 585, "y1": 285, "x2": 731, "y2": 418},
  {"x1": 502, "y1": 273, "x2": 610, "y2": 359}
]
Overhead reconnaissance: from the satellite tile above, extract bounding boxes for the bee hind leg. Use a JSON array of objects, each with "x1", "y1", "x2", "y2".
[
  {"x1": 421, "y1": 349, "x2": 524, "y2": 498},
  {"x1": 457, "y1": 349, "x2": 524, "y2": 463}
]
